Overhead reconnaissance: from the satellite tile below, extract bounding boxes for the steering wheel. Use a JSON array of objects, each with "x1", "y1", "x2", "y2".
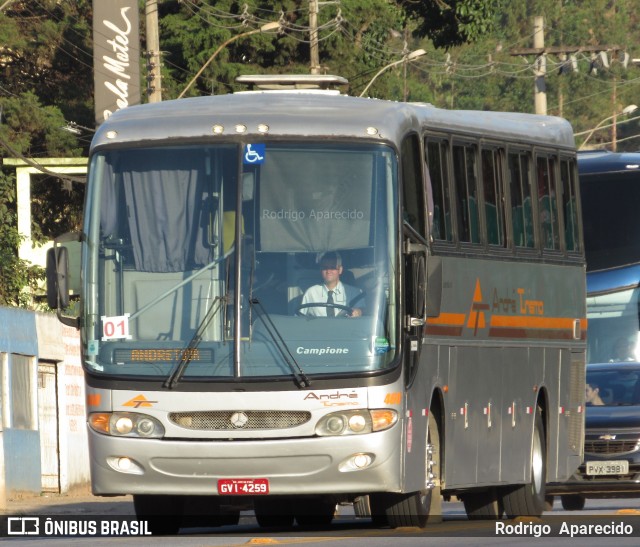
[{"x1": 296, "y1": 302, "x2": 354, "y2": 317}]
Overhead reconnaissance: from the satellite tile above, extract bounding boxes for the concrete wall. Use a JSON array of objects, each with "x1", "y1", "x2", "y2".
[
  {"x1": 35, "y1": 313, "x2": 90, "y2": 493},
  {"x1": 0, "y1": 307, "x2": 41, "y2": 503},
  {"x1": 0, "y1": 307, "x2": 89, "y2": 505}
]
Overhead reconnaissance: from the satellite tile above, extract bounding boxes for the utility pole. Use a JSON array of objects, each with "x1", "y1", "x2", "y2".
[
  {"x1": 145, "y1": 0, "x2": 162, "y2": 102},
  {"x1": 533, "y1": 16, "x2": 547, "y2": 115},
  {"x1": 309, "y1": 0, "x2": 320, "y2": 74}
]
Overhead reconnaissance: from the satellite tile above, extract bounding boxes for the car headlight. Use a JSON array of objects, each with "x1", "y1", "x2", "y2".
[
  {"x1": 88, "y1": 412, "x2": 165, "y2": 438},
  {"x1": 315, "y1": 409, "x2": 397, "y2": 436}
]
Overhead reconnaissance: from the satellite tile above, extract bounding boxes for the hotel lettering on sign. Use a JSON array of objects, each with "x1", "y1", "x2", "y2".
[{"x1": 92, "y1": 0, "x2": 141, "y2": 126}]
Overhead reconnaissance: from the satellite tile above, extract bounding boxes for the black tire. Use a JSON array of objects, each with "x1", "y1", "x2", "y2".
[
  {"x1": 561, "y1": 494, "x2": 585, "y2": 511},
  {"x1": 294, "y1": 497, "x2": 336, "y2": 528},
  {"x1": 133, "y1": 494, "x2": 184, "y2": 535},
  {"x1": 463, "y1": 488, "x2": 504, "y2": 520},
  {"x1": 370, "y1": 412, "x2": 440, "y2": 529},
  {"x1": 354, "y1": 495, "x2": 371, "y2": 518},
  {"x1": 370, "y1": 490, "x2": 429, "y2": 528},
  {"x1": 254, "y1": 497, "x2": 295, "y2": 528},
  {"x1": 544, "y1": 495, "x2": 554, "y2": 511},
  {"x1": 179, "y1": 495, "x2": 240, "y2": 529},
  {"x1": 502, "y1": 412, "x2": 547, "y2": 518}
]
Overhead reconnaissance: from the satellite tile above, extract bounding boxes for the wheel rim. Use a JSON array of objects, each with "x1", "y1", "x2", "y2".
[
  {"x1": 531, "y1": 424, "x2": 543, "y2": 493},
  {"x1": 426, "y1": 414, "x2": 438, "y2": 490}
]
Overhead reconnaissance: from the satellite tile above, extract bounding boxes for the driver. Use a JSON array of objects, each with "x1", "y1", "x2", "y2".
[{"x1": 300, "y1": 252, "x2": 363, "y2": 318}]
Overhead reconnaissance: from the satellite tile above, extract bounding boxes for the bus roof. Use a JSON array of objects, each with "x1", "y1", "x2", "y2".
[
  {"x1": 578, "y1": 150, "x2": 640, "y2": 176},
  {"x1": 92, "y1": 91, "x2": 576, "y2": 151}
]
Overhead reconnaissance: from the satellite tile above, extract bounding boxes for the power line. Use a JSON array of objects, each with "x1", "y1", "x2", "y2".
[{"x1": 0, "y1": 133, "x2": 86, "y2": 184}]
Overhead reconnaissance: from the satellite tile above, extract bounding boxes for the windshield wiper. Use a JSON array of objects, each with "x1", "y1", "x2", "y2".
[
  {"x1": 251, "y1": 297, "x2": 310, "y2": 388},
  {"x1": 163, "y1": 294, "x2": 228, "y2": 389}
]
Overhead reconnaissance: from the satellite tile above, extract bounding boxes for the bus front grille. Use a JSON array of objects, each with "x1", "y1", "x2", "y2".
[{"x1": 168, "y1": 410, "x2": 312, "y2": 430}]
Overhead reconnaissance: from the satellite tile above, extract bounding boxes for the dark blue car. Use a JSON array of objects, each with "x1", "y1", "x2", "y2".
[{"x1": 547, "y1": 362, "x2": 640, "y2": 510}]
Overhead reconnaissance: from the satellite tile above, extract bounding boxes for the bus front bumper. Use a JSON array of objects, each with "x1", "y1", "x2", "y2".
[{"x1": 88, "y1": 426, "x2": 404, "y2": 497}]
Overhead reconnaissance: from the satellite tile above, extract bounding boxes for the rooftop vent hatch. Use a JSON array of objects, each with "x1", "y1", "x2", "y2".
[{"x1": 235, "y1": 74, "x2": 349, "y2": 91}]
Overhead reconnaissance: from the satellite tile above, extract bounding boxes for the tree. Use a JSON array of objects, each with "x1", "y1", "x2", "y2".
[
  {"x1": 401, "y1": 0, "x2": 503, "y2": 48},
  {"x1": 158, "y1": 0, "x2": 494, "y2": 100},
  {"x1": 0, "y1": 171, "x2": 43, "y2": 308}
]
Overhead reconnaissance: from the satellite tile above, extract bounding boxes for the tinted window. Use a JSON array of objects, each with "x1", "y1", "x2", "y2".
[
  {"x1": 581, "y1": 171, "x2": 640, "y2": 271},
  {"x1": 401, "y1": 134, "x2": 425, "y2": 236},
  {"x1": 560, "y1": 159, "x2": 580, "y2": 253},
  {"x1": 453, "y1": 144, "x2": 480, "y2": 244},
  {"x1": 481, "y1": 148, "x2": 506, "y2": 247},
  {"x1": 426, "y1": 140, "x2": 453, "y2": 242},
  {"x1": 537, "y1": 156, "x2": 560, "y2": 250},
  {"x1": 509, "y1": 152, "x2": 534, "y2": 248}
]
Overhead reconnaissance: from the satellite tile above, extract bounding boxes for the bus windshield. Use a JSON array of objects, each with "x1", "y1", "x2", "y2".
[
  {"x1": 586, "y1": 286, "x2": 640, "y2": 364},
  {"x1": 83, "y1": 142, "x2": 399, "y2": 381},
  {"x1": 581, "y1": 171, "x2": 640, "y2": 271}
]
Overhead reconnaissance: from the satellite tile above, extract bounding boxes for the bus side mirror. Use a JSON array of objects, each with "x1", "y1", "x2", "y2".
[
  {"x1": 46, "y1": 246, "x2": 69, "y2": 309},
  {"x1": 46, "y1": 232, "x2": 82, "y2": 328},
  {"x1": 404, "y1": 240, "x2": 428, "y2": 329}
]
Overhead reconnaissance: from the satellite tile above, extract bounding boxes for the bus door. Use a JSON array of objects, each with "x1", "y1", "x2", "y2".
[{"x1": 400, "y1": 134, "x2": 431, "y2": 488}]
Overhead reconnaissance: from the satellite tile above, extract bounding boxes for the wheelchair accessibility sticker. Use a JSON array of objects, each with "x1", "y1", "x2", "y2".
[{"x1": 243, "y1": 143, "x2": 265, "y2": 164}]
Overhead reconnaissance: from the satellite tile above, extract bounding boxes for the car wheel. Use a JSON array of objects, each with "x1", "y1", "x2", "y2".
[{"x1": 561, "y1": 494, "x2": 585, "y2": 511}]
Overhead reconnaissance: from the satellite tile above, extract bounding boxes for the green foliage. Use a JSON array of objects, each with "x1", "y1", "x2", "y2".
[
  {"x1": 403, "y1": 0, "x2": 504, "y2": 48},
  {"x1": 0, "y1": 172, "x2": 44, "y2": 308},
  {"x1": 3, "y1": 0, "x2": 640, "y2": 307}
]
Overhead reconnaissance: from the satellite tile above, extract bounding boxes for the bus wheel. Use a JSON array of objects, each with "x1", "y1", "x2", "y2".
[
  {"x1": 294, "y1": 497, "x2": 336, "y2": 528},
  {"x1": 544, "y1": 495, "x2": 554, "y2": 511},
  {"x1": 463, "y1": 488, "x2": 504, "y2": 520},
  {"x1": 254, "y1": 497, "x2": 295, "y2": 528},
  {"x1": 370, "y1": 412, "x2": 440, "y2": 529},
  {"x1": 561, "y1": 494, "x2": 585, "y2": 511},
  {"x1": 179, "y1": 495, "x2": 240, "y2": 528},
  {"x1": 354, "y1": 495, "x2": 371, "y2": 518},
  {"x1": 502, "y1": 412, "x2": 546, "y2": 518},
  {"x1": 133, "y1": 494, "x2": 184, "y2": 535}
]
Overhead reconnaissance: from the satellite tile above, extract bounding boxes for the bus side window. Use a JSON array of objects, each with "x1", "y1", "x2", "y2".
[
  {"x1": 401, "y1": 134, "x2": 426, "y2": 236},
  {"x1": 425, "y1": 139, "x2": 453, "y2": 242},
  {"x1": 481, "y1": 148, "x2": 506, "y2": 247},
  {"x1": 560, "y1": 159, "x2": 580, "y2": 252},
  {"x1": 537, "y1": 156, "x2": 560, "y2": 251},
  {"x1": 508, "y1": 151, "x2": 534, "y2": 248},
  {"x1": 452, "y1": 143, "x2": 480, "y2": 244}
]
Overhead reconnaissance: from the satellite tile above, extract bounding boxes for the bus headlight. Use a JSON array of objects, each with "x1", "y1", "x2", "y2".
[
  {"x1": 315, "y1": 409, "x2": 397, "y2": 436},
  {"x1": 89, "y1": 412, "x2": 165, "y2": 438}
]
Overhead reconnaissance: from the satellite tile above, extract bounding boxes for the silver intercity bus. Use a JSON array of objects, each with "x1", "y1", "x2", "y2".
[{"x1": 47, "y1": 75, "x2": 586, "y2": 533}]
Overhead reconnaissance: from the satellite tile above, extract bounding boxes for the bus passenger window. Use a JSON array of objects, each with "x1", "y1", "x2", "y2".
[
  {"x1": 425, "y1": 140, "x2": 453, "y2": 242},
  {"x1": 481, "y1": 149, "x2": 506, "y2": 247},
  {"x1": 560, "y1": 159, "x2": 580, "y2": 252},
  {"x1": 401, "y1": 135, "x2": 426, "y2": 236},
  {"x1": 509, "y1": 152, "x2": 534, "y2": 248},
  {"x1": 537, "y1": 156, "x2": 560, "y2": 251},
  {"x1": 453, "y1": 144, "x2": 480, "y2": 244}
]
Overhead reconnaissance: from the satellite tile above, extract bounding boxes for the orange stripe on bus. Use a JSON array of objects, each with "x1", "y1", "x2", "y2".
[
  {"x1": 490, "y1": 315, "x2": 583, "y2": 330},
  {"x1": 427, "y1": 313, "x2": 467, "y2": 326}
]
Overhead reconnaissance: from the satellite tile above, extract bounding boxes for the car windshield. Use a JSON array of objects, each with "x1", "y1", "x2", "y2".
[{"x1": 586, "y1": 367, "x2": 640, "y2": 406}]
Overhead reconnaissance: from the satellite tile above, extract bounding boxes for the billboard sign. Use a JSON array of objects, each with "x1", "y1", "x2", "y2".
[{"x1": 93, "y1": 0, "x2": 141, "y2": 126}]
